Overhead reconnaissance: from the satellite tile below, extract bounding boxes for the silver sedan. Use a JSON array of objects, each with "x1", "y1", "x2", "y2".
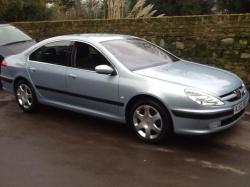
[{"x1": 0, "y1": 34, "x2": 249, "y2": 143}]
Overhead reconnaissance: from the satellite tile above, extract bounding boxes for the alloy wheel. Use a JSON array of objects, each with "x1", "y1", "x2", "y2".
[
  {"x1": 16, "y1": 84, "x2": 33, "y2": 109},
  {"x1": 133, "y1": 105, "x2": 163, "y2": 140}
]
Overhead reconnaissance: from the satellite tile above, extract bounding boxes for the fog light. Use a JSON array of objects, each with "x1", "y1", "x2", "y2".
[{"x1": 209, "y1": 121, "x2": 221, "y2": 129}]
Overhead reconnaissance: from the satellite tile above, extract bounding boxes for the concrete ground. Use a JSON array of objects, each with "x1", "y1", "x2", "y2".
[{"x1": 0, "y1": 90, "x2": 250, "y2": 187}]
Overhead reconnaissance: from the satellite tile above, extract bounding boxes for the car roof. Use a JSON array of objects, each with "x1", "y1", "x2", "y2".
[{"x1": 47, "y1": 34, "x2": 137, "y2": 43}]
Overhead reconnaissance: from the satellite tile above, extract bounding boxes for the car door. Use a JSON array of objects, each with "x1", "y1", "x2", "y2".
[
  {"x1": 66, "y1": 41, "x2": 120, "y2": 116},
  {"x1": 28, "y1": 40, "x2": 73, "y2": 103}
]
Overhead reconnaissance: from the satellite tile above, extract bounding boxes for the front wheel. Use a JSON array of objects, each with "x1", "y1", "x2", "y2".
[
  {"x1": 15, "y1": 80, "x2": 38, "y2": 112},
  {"x1": 128, "y1": 99, "x2": 173, "y2": 143}
]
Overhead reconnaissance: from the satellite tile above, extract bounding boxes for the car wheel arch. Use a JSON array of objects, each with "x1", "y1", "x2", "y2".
[
  {"x1": 125, "y1": 94, "x2": 173, "y2": 123},
  {"x1": 13, "y1": 76, "x2": 32, "y2": 90}
]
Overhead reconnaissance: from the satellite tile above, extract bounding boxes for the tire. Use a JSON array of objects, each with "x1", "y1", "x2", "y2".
[
  {"x1": 128, "y1": 99, "x2": 173, "y2": 143},
  {"x1": 15, "y1": 80, "x2": 38, "y2": 112}
]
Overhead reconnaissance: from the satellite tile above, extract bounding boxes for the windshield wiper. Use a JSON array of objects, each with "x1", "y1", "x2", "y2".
[{"x1": 2, "y1": 39, "x2": 33, "y2": 46}]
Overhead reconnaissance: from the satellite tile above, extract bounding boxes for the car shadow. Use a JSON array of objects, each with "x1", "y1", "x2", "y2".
[
  {"x1": 1, "y1": 89, "x2": 249, "y2": 158},
  {"x1": 34, "y1": 104, "x2": 241, "y2": 153}
]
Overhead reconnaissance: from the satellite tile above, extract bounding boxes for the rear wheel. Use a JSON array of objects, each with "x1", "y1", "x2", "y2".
[
  {"x1": 128, "y1": 99, "x2": 173, "y2": 143},
  {"x1": 15, "y1": 80, "x2": 38, "y2": 112}
]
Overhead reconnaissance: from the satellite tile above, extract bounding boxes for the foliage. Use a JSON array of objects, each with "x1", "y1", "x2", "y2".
[
  {"x1": 216, "y1": 0, "x2": 250, "y2": 13},
  {"x1": 52, "y1": 0, "x2": 105, "y2": 19},
  {"x1": 54, "y1": 0, "x2": 74, "y2": 13},
  {"x1": 1, "y1": 0, "x2": 250, "y2": 22},
  {"x1": 128, "y1": 0, "x2": 250, "y2": 16},
  {"x1": 105, "y1": 0, "x2": 125, "y2": 19},
  {"x1": 82, "y1": 0, "x2": 104, "y2": 19},
  {"x1": 128, "y1": 0, "x2": 164, "y2": 18},
  {"x1": 138, "y1": 0, "x2": 214, "y2": 16},
  {"x1": 128, "y1": 0, "x2": 137, "y2": 12},
  {"x1": 0, "y1": 0, "x2": 52, "y2": 22}
]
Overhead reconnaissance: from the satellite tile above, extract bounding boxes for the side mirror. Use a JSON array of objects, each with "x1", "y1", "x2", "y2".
[{"x1": 95, "y1": 65, "x2": 115, "y2": 75}]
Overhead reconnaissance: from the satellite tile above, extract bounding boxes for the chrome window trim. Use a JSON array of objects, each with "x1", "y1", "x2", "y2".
[{"x1": 27, "y1": 39, "x2": 119, "y2": 76}]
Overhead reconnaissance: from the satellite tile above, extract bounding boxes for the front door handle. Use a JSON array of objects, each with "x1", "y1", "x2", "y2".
[
  {"x1": 68, "y1": 74, "x2": 77, "y2": 79},
  {"x1": 29, "y1": 67, "x2": 36, "y2": 72}
]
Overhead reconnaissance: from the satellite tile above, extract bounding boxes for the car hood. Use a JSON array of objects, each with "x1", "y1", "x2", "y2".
[
  {"x1": 134, "y1": 60, "x2": 242, "y2": 96},
  {"x1": 0, "y1": 40, "x2": 36, "y2": 57}
]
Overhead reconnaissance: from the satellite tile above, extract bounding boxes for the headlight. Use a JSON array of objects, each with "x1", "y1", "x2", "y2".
[
  {"x1": 242, "y1": 83, "x2": 247, "y2": 95},
  {"x1": 242, "y1": 83, "x2": 246, "y2": 90},
  {"x1": 185, "y1": 89, "x2": 224, "y2": 106}
]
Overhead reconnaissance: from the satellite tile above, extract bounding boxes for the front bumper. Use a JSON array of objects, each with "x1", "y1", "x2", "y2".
[{"x1": 171, "y1": 91, "x2": 249, "y2": 135}]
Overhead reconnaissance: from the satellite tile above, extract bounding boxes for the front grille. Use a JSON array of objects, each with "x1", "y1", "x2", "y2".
[
  {"x1": 220, "y1": 85, "x2": 246, "y2": 102},
  {"x1": 221, "y1": 109, "x2": 245, "y2": 126}
]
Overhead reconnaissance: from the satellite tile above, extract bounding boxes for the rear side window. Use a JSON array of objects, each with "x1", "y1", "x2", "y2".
[{"x1": 29, "y1": 41, "x2": 72, "y2": 66}]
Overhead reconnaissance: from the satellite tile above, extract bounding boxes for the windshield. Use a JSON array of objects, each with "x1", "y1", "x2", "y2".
[
  {"x1": 0, "y1": 25, "x2": 32, "y2": 46},
  {"x1": 101, "y1": 39, "x2": 179, "y2": 70}
]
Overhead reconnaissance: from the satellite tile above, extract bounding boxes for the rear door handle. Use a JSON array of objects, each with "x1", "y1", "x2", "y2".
[
  {"x1": 29, "y1": 67, "x2": 36, "y2": 72},
  {"x1": 68, "y1": 74, "x2": 77, "y2": 79}
]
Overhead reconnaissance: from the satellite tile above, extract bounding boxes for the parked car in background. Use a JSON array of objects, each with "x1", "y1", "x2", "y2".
[
  {"x1": 0, "y1": 24, "x2": 36, "y2": 88},
  {"x1": 0, "y1": 34, "x2": 248, "y2": 143}
]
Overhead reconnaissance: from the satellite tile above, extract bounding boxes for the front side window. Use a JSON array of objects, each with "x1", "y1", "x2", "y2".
[
  {"x1": 29, "y1": 41, "x2": 72, "y2": 66},
  {"x1": 0, "y1": 25, "x2": 32, "y2": 46},
  {"x1": 101, "y1": 39, "x2": 179, "y2": 71},
  {"x1": 74, "y1": 42, "x2": 110, "y2": 71}
]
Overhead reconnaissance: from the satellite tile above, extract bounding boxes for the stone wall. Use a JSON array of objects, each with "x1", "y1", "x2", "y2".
[{"x1": 13, "y1": 14, "x2": 250, "y2": 89}]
